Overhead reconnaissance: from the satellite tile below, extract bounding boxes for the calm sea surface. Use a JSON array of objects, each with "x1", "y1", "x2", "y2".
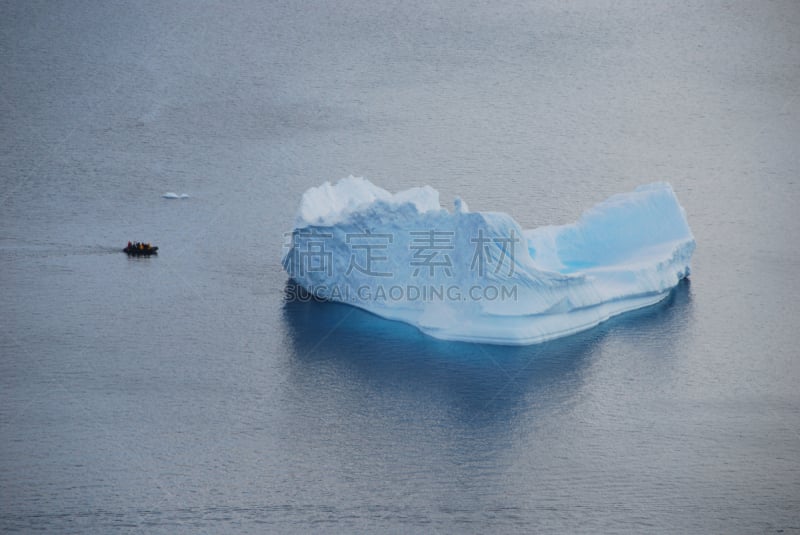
[{"x1": 2, "y1": 1, "x2": 799, "y2": 532}]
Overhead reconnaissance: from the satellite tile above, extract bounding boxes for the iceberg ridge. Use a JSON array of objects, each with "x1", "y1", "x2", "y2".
[{"x1": 283, "y1": 177, "x2": 695, "y2": 345}]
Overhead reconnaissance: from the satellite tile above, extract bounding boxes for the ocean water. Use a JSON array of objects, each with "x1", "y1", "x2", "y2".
[{"x1": 2, "y1": 1, "x2": 799, "y2": 532}]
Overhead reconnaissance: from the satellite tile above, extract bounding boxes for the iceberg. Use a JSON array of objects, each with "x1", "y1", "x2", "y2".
[{"x1": 282, "y1": 177, "x2": 695, "y2": 345}]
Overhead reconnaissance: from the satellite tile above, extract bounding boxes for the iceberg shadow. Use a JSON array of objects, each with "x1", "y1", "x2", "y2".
[{"x1": 280, "y1": 278, "x2": 693, "y2": 428}]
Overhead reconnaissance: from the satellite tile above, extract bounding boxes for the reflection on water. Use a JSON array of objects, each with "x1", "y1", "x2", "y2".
[{"x1": 281, "y1": 279, "x2": 693, "y2": 428}]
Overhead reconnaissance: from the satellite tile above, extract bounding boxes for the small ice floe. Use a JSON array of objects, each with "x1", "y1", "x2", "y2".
[{"x1": 162, "y1": 192, "x2": 190, "y2": 199}]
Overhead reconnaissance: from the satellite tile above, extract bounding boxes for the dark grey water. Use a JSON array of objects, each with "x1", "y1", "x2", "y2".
[{"x1": 2, "y1": 1, "x2": 799, "y2": 532}]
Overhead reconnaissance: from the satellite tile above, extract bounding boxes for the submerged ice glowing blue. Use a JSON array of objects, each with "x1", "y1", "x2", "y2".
[{"x1": 283, "y1": 177, "x2": 695, "y2": 345}]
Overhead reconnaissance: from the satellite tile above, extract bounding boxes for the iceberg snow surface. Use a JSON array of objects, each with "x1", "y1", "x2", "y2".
[{"x1": 283, "y1": 177, "x2": 695, "y2": 345}]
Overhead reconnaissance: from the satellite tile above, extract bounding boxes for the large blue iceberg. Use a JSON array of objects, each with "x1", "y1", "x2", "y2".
[{"x1": 283, "y1": 177, "x2": 695, "y2": 345}]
